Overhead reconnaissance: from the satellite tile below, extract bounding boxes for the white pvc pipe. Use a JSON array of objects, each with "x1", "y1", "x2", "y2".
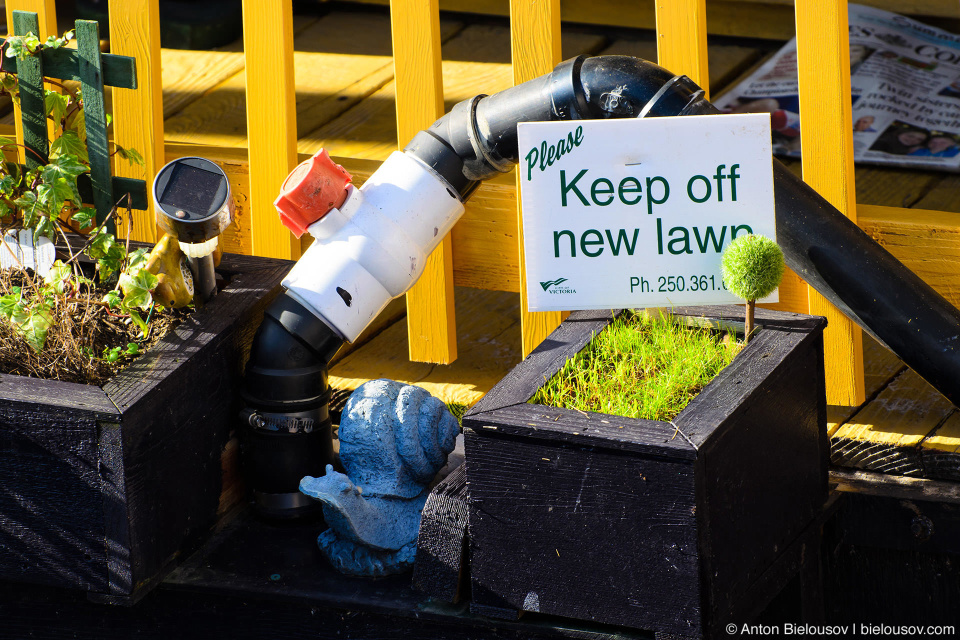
[{"x1": 282, "y1": 151, "x2": 465, "y2": 342}]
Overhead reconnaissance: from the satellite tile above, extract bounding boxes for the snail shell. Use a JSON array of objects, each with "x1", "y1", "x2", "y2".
[{"x1": 338, "y1": 379, "x2": 459, "y2": 499}]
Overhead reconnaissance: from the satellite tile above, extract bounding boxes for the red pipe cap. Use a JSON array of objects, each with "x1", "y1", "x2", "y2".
[{"x1": 274, "y1": 149, "x2": 353, "y2": 237}]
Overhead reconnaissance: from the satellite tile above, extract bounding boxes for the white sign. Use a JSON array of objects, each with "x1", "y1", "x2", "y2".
[{"x1": 517, "y1": 114, "x2": 777, "y2": 312}]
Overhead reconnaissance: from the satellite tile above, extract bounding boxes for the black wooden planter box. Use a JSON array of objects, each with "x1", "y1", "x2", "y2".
[
  {"x1": 463, "y1": 306, "x2": 828, "y2": 638},
  {"x1": 0, "y1": 253, "x2": 289, "y2": 603}
]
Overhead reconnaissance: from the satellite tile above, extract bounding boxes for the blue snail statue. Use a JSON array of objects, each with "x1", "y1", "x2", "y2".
[{"x1": 299, "y1": 379, "x2": 460, "y2": 577}]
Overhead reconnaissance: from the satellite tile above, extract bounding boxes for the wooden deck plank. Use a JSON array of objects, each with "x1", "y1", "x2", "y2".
[
  {"x1": 854, "y1": 166, "x2": 943, "y2": 209},
  {"x1": 0, "y1": 15, "x2": 322, "y2": 130},
  {"x1": 298, "y1": 25, "x2": 607, "y2": 160},
  {"x1": 352, "y1": 0, "x2": 801, "y2": 40},
  {"x1": 158, "y1": 15, "x2": 320, "y2": 119},
  {"x1": 826, "y1": 334, "x2": 905, "y2": 436},
  {"x1": 920, "y1": 412, "x2": 960, "y2": 481},
  {"x1": 162, "y1": 12, "x2": 464, "y2": 149},
  {"x1": 911, "y1": 173, "x2": 960, "y2": 213},
  {"x1": 831, "y1": 368, "x2": 955, "y2": 477},
  {"x1": 329, "y1": 287, "x2": 522, "y2": 406},
  {"x1": 451, "y1": 170, "x2": 520, "y2": 292}
]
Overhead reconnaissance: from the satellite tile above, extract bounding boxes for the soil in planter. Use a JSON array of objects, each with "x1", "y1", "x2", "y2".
[
  {"x1": 0, "y1": 267, "x2": 190, "y2": 385},
  {"x1": 531, "y1": 310, "x2": 743, "y2": 422}
]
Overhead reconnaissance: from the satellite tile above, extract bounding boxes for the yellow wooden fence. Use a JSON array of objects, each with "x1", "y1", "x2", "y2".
[{"x1": 11, "y1": 0, "x2": 959, "y2": 406}]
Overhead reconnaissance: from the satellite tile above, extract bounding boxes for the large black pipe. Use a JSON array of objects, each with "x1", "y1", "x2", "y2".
[{"x1": 408, "y1": 54, "x2": 960, "y2": 406}]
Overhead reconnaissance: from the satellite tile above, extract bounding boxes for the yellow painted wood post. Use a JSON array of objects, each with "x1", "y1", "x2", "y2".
[
  {"x1": 109, "y1": 0, "x2": 163, "y2": 243},
  {"x1": 511, "y1": 0, "x2": 563, "y2": 359},
  {"x1": 654, "y1": 0, "x2": 709, "y2": 99},
  {"x1": 242, "y1": 0, "x2": 300, "y2": 260},
  {"x1": 795, "y1": 0, "x2": 865, "y2": 406},
  {"x1": 391, "y1": 0, "x2": 457, "y2": 364},
  {"x1": 5, "y1": 0, "x2": 57, "y2": 165}
]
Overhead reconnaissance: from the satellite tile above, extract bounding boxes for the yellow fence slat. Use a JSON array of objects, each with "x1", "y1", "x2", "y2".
[
  {"x1": 654, "y1": 0, "x2": 709, "y2": 99},
  {"x1": 511, "y1": 0, "x2": 563, "y2": 359},
  {"x1": 109, "y1": 0, "x2": 162, "y2": 243},
  {"x1": 5, "y1": 0, "x2": 57, "y2": 165},
  {"x1": 795, "y1": 0, "x2": 865, "y2": 406},
  {"x1": 391, "y1": 0, "x2": 457, "y2": 364},
  {"x1": 242, "y1": 0, "x2": 300, "y2": 260}
]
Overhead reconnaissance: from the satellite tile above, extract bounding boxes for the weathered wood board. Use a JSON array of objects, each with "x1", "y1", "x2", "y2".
[{"x1": 299, "y1": 24, "x2": 608, "y2": 160}]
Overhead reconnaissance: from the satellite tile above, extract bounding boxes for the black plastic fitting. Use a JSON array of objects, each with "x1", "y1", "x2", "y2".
[{"x1": 240, "y1": 291, "x2": 344, "y2": 518}]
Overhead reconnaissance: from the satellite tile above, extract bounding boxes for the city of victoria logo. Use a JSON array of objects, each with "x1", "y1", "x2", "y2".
[{"x1": 539, "y1": 277, "x2": 576, "y2": 294}]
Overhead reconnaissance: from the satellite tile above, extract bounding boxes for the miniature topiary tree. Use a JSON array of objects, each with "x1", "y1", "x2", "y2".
[{"x1": 720, "y1": 234, "x2": 785, "y2": 343}]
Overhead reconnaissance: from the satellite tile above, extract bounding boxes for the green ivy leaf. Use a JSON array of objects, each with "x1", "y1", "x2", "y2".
[
  {"x1": 88, "y1": 231, "x2": 124, "y2": 281},
  {"x1": 43, "y1": 260, "x2": 73, "y2": 294},
  {"x1": 32, "y1": 216, "x2": 54, "y2": 242},
  {"x1": 49, "y1": 130, "x2": 88, "y2": 163},
  {"x1": 114, "y1": 145, "x2": 145, "y2": 167},
  {"x1": 38, "y1": 176, "x2": 74, "y2": 220},
  {"x1": 10, "y1": 302, "x2": 53, "y2": 353},
  {"x1": 14, "y1": 191, "x2": 46, "y2": 228},
  {"x1": 45, "y1": 154, "x2": 88, "y2": 180},
  {"x1": 126, "y1": 247, "x2": 150, "y2": 272},
  {"x1": 71, "y1": 206, "x2": 96, "y2": 230},
  {"x1": 102, "y1": 290, "x2": 121, "y2": 309},
  {"x1": 64, "y1": 108, "x2": 86, "y2": 142},
  {"x1": 42, "y1": 154, "x2": 87, "y2": 203},
  {"x1": 0, "y1": 174, "x2": 18, "y2": 196},
  {"x1": 4, "y1": 161, "x2": 22, "y2": 186},
  {"x1": 5, "y1": 35, "x2": 41, "y2": 60},
  {"x1": 119, "y1": 270, "x2": 158, "y2": 310},
  {"x1": 0, "y1": 292, "x2": 19, "y2": 319},
  {"x1": 1, "y1": 74, "x2": 19, "y2": 96},
  {"x1": 44, "y1": 90, "x2": 69, "y2": 122},
  {"x1": 43, "y1": 31, "x2": 73, "y2": 49}
]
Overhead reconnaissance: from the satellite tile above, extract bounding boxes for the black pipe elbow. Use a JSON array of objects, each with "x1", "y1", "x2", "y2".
[
  {"x1": 405, "y1": 55, "x2": 707, "y2": 194},
  {"x1": 240, "y1": 292, "x2": 345, "y2": 518},
  {"x1": 243, "y1": 292, "x2": 343, "y2": 408}
]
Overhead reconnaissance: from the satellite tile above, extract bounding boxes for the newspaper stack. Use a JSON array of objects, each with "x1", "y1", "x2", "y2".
[{"x1": 713, "y1": 4, "x2": 960, "y2": 170}]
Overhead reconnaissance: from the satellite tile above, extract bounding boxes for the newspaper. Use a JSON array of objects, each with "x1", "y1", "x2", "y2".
[{"x1": 713, "y1": 4, "x2": 960, "y2": 171}]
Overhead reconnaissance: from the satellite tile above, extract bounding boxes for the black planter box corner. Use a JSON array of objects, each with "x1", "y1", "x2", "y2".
[{"x1": 463, "y1": 306, "x2": 829, "y2": 638}]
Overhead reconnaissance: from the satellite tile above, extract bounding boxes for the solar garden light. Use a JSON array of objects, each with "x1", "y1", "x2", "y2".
[{"x1": 153, "y1": 157, "x2": 235, "y2": 304}]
